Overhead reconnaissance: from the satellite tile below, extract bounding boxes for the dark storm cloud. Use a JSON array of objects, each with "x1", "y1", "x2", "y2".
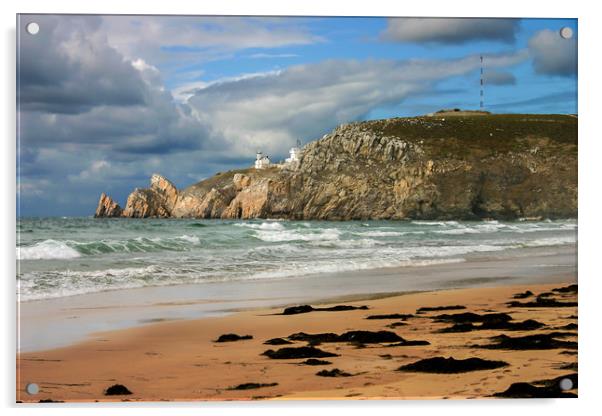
[
  {"x1": 528, "y1": 29, "x2": 577, "y2": 77},
  {"x1": 18, "y1": 15, "x2": 148, "y2": 114},
  {"x1": 18, "y1": 15, "x2": 214, "y2": 155},
  {"x1": 381, "y1": 18, "x2": 520, "y2": 45}
]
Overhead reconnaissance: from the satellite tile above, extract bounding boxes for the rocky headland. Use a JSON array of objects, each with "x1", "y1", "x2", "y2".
[{"x1": 95, "y1": 113, "x2": 577, "y2": 220}]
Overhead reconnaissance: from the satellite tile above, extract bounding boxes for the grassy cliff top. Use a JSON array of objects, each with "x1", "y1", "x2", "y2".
[{"x1": 361, "y1": 113, "x2": 577, "y2": 157}]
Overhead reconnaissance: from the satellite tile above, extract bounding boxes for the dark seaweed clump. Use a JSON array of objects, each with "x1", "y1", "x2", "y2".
[
  {"x1": 416, "y1": 305, "x2": 466, "y2": 314},
  {"x1": 264, "y1": 338, "x2": 293, "y2": 345},
  {"x1": 555, "y1": 323, "x2": 578, "y2": 331},
  {"x1": 512, "y1": 290, "x2": 534, "y2": 299},
  {"x1": 214, "y1": 333, "x2": 253, "y2": 342},
  {"x1": 477, "y1": 334, "x2": 577, "y2": 350},
  {"x1": 432, "y1": 312, "x2": 544, "y2": 332},
  {"x1": 398, "y1": 356, "x2": 508, "y2": 373},
  {"x1": 493, "y1": 373, "x2": 577, "y2": 398},
  {"x1": 227, "y1": 382, "x2": 278, "y2": 390},
  {"x1": 281, "y1": 305, "x2": 368, "y2": 315},
  {"x1": 289, "y1": 330, "x2": 403, "y2": 344},
  {"x1": 104, "y1": 384, "x2": 132, "y2": 396},
  {"x1": 316, "y1": 368, "x2": 353, "y2": 377},
  {"x1": 552, "y1": 284, "x2": 578, "y2": 293},
  {"x1": 299, "y1": 359, "x2": 332, "y2": 366},
  {"x1": 386, "y1": 322, "x2": 408, "y2": 329},
  {"x1": 262, "y1": 346, "x2": 339, "y2": 359},
  {"x1": 287, "y1": 330, "x2": 429, "y2": 346},
  {"x1": 366, "y1": 313, "x2": 414, "y2": 320},
  {"x1": 507, "y1": 294, "x2": 577, "y2": 308}
]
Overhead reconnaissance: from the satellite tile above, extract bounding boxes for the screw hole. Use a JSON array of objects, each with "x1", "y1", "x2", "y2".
[
  {"x1": 26, "y1": 383, "x2": 39, "y2": 395},
  {"x1": 560, "y1": 27, "x2": 573, "y2": 40},
  {"x1": 559, "y1": 378, "x2": 573, "y2": 391},
  {"x1": 26, "y1": 22, "x2": 40, "y2": 35}
]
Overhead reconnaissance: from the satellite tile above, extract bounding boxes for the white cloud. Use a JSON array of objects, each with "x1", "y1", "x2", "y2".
[
  {"x1": 528, "y1": 29, "x2": 577, "y2": 76},
  {"x1": 100, "y1": 16, "x2": 322, "y2": 66},
  {"x1": 186, "y1": 52, "x2": 528, "y2": 158}
]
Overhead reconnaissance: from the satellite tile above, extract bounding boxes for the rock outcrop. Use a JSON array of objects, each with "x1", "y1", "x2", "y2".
[
  {"x1": 121, "y1": 174, "x2": 178, "y2": 218},
  {"x1": 94, "y1": 193, "x2": 122, "y2": 217},
  {"x1": 95, "y1": 114, "x2": 577, "y2": 220}
]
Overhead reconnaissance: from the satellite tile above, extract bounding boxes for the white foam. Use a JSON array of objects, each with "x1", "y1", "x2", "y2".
[
  {"x1": 235, "y1": 222, "x2": 285, "y2": 231},
  {"x1": 177, "y1": 235, "x2": 201, "y2": 244},
  {"x1": 411, "y1": 220, "x2": 459, "y2": 226},
  {"x1": 254, "y1": 228, "x2": 341, "y2": 242},
  {"x1": 18, "y1": 265, "x2": 163, "y2": 301},
  {"x1": 355, "y1": 231, "x2": 408, "y2": 237},
  {"x1": 243, "y1": 257, "x2": 467, "y2": 282},
  {"x1": 17, "y1": 240, "x2": 81, "y2": 260},
  {"x1": 524, "y1": 236, "x2": 576, "y2": 247}
]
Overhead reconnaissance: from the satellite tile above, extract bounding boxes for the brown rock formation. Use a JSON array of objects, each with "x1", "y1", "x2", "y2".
[
  {"x1": 121, "y1": 174, "x2": 179, "y2": 218},
  {"x1": 94, "y1": 193, "x2": 122, "y2": 217},
  {"x1": 95, "y1": 114, "x2": 577, "y2": 220}
]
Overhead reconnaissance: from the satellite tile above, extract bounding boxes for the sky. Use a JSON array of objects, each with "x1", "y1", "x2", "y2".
[{"x1": 17, "y1": 15, "x2": 577, "y2": 217}]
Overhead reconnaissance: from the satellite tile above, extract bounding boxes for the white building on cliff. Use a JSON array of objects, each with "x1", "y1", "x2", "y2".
[
  {"x1": 255, "y1": 151, "x2": 271, "y2": 169},
  {"x1": 285, "y1": 141, "x2": 301, "y2": 164},
  {"x1": 254, "y1": 141, "x2": 302, "y2": 170}
]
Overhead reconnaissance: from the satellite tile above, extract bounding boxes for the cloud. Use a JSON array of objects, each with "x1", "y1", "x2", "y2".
[
  {"x1": 100, "y1": 16, "x2": 321, "y2": 66},
  {"x1": 528, "y1": 29, "x2": 577, "y2": 76},
  {"x1": 381, "y1": 18, "x2": 520, "y2": 45},
  {"x1": 248, "y1": 53, "x2": 300, "y2": 59},
  {"x1": 18, "y1": 16, "x2": 149, "y2": 114},
  {"x1": 186, "y1": 51, "x2": 528, "y2": 158},
  {"x1": 483, "y1": 69, "x2": 517, "y2": 85}
]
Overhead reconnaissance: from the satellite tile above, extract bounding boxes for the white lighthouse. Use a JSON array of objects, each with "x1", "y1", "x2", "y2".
[
  {"x1": 285, "y1": 140, "x2": 302, "y2": 164},
  {"x1": 254, "y1": 151, "x2": 271, "y2": 169}
]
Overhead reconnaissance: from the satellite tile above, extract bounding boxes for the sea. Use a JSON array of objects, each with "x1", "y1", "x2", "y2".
[{"x1": 16, "y1": 217, "x2": 577, "y2": 303}]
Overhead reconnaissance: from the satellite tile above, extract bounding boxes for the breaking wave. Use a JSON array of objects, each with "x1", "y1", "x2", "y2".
[{"x1": 17, "y1": 240, "x2": 81, "y2": 260}]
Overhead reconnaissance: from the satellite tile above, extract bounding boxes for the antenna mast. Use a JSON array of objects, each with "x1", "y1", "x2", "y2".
[{"x1": 480, "y1": 55, "x2": 484, "y2": 109}]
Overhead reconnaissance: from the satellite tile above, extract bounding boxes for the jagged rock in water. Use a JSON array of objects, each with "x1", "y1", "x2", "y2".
[
  {"x1": 120, "y1": 174, "x2": 179, "y2": 218},
  {"x1": 94, "y1": 193, "x2": 122, "y2": 217},
  {"x1": 95, "y1": 114, "x2": 577, "y2": 220}
]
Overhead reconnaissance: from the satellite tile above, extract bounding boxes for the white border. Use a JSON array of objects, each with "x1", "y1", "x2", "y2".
[{"x1": 2, "y1": 1, "x2": 600, "y2": 415}]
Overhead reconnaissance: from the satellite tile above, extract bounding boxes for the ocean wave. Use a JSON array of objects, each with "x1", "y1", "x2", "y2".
[
  {"x1": 522, "y1": 236, "x2": 576, "y2": 247},
  {"x1": 18, "y1": 265, "x2": 164, "y2": 301},
  {"x1": 354, "y1": 231, "x2": 413, "y2": 237},
  {"x1": 234, "y1": 222, "x2": 285, "y2": 231},
  {"x1": 177, "y1": 235, "x2": 201, "y2": 244},
  {"x1": 17, "y1": 240, "x2": 81, "y2": 260},
  {"x1": 411, "y1": 220, "x2": 460, "y2": 226},
  {"x1": 254, "y1": 228, "x2": 341, "y2": 242},
  {"x1": 18, "y1": 235, "x2": 204, "y2": 260}
]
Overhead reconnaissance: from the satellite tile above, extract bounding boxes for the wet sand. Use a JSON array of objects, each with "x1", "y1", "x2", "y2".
[{"x1": 17, "y1": 281, "x2": 578, "y2": 402}]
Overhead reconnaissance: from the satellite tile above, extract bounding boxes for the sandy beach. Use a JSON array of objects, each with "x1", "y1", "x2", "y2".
[{"x1": 17, "y1": 278, "x2": 577, "y2": 402}]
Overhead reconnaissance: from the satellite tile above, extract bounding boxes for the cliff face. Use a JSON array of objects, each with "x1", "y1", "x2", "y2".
[{"x1": 95, "y1": 114, "x2": 577, "y2": 220}]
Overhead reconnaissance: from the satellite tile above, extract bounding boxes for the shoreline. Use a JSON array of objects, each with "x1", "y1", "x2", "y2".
[
  {"x1": 18, "y1": 244, "x2": 576, "y2": 352},
  {"x1": 17, "y1": 280, "x2": 578, "y2": 402}
]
